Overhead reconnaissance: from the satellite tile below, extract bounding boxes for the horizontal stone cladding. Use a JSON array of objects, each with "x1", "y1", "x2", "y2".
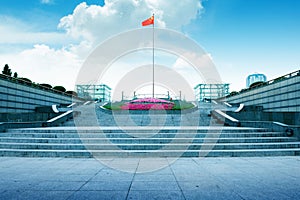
[
  {"x1": 0, "y1": 79, "x2": 76, "y2": 113},
  {"x1": 224, "y1": 75, "x2": 300, "y2": 112}
]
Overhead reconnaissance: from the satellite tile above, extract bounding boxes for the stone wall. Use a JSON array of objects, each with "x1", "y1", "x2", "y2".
[
  {"x1": 0, "y1": 78, "x2": 80, "y2": 113},
  {"x1": 227, "y1": 111, "x2": 300, "y2": 125},
  {"x1": 0, "y1": 112, "x2": 58, "y2": 122},
  {"x1": 223, "y1": 74, "x2": 300, "y2": 112}
]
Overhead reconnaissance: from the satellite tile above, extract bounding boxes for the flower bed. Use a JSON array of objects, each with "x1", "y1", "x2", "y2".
[{"x1": 121, "y1": 98, "x2": 174, "y2": 110}]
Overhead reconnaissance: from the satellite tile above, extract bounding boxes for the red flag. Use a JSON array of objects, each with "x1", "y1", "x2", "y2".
[{"x1": 142, "y1": 15, "x2": 154, "y2": 26}]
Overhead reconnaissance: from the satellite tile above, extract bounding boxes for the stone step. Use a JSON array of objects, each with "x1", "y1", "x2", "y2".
[
  {"x1": 5, "y1": 126, "x2": 269, "y2": 133},
  {"x1": 1, "y1": 142, "x2": 300, "y2": 150},
  {"x1": 87, "y1": 114, "x2": 213, "y2": 126},
  {"x1": 1, "y1": 125, "x2": 299, "y2": 157},
  {"x1": 1, "y1": 148, "x2": 300, "y2": 157},
  {"x1": 0, "y1": 137, "x2": 295, "y2": 144},
  {"x1": 0, "y1": 132, "x2": 287, "y2": 139}
]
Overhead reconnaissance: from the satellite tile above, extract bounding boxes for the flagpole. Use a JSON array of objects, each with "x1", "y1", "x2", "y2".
[{"x1": 152, "y1": 13, "x2": 155, "y2": 98}]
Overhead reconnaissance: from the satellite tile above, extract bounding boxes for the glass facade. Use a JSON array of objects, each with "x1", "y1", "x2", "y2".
[
  {"x1": 194, "y1": 84, "x2": 229, "y2": 101},
  {"x1": 246, "y1": 74, "x2": 267, "y2": 88},
  {"x1": 76, "y1": 84, "x2": 111, "y2": 102}
]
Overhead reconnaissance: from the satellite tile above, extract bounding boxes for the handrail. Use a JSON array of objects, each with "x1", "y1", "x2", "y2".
[
  {"x1": 224, "y1": 102, "x2": 232, "y2": 107},
  {"x1": 52, "y1": 105, "x2": 60, "y2": 113},
  {"x1": 83, "y1": 101, "x2": 91, "y2": 105},
  {"x1": 210, "y1": 109, "x2": 240, "y2": 127},
  {"x1": 234, "y1": 104, "x2": 244, "y2": 112},
  {"x1": 47, "y1": 110, "x2": 73, "y2": 123},
  {"x1": 212, "y1": 100, "x2": 218, "y2": 105},
  {"x1": 214, "y1": 110, "x2": 239, "y2": 122},
  {"x1": 67, "y1": 103, "x2": 76, "y2": 108}
]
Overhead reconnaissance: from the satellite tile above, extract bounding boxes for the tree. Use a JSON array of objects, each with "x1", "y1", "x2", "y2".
[
  {"x1": 2, "y1": 64, "x2": 12, "y2": 76},
  {"x1": 13, "y1": 72, "x2": 18, "y2": 78},
  {"x1": 53, "y1": 86, "x2": 66, "y2": 93}
]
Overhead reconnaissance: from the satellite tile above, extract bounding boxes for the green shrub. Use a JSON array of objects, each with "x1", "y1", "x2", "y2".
[
  {"x1": 18, "y1": 77, "x2": 32, "y2": 86},
  {"x1": 66, "y1": 91, "x2": 78, "y2": 97},
  {"x1": 53, "y1": 86, "x2": 66, "y2": 93},
  {"x1": 39, "y1": 83, "x2": 52, "y2": 89}
]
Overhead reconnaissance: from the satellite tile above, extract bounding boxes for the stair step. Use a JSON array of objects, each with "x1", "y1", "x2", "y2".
[
  {"x1": 1, "y1": 125, "x2": 299, "y2": 157},
  {"x1": 0, "y1": 132, "x2": 288, "y2": 139},
  {"x1": 0, "y1": 137, "x2": 295, "y2": 144},
  {"x1": 1, "y1": 142, "x2": 300, "y2": 150},
  {"x1": 1, "y1": 148, "x2": 300, "y2": 157},
  {"x1": 5, "y1": 126, "x2": 268, "y2": 133}
]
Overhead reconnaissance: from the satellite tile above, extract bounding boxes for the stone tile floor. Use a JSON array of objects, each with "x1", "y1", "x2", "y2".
[{"x1": 0, "y1": 156, "x2": 299, "y2": 200}]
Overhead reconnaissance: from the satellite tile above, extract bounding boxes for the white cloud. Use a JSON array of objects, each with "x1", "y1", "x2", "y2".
[
  {"x1": 0, "y1": 45, "x2": 81, "y2": 90},
  {"x1": 41, "y1": 0, "x2": 53, "y2": 4},
  {"x1": 1, "y1": 0, "x2": 204, "y2": 91},
  {"x1": 173, "y1": 57, "x2": 190, "y2": 70},
  {"x1": 172, "y1": 57, "x2": 204, "y2": 87},
  {"x1": 0, "y1": 16, "x2": 74, "y2": 47},
  {"x1": 0, "y1": 28, "x2": 70, "y2": 46},
  {"x1": 58, "y1": 0, "x2": 203, "y2": 46}
]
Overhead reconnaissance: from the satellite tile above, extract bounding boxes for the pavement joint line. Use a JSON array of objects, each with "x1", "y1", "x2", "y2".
[
  {"x1": 65, "y1": 161, "x2": 104, "y2": 200},
  {"x1": 168, "y1": 158, "x2": 187, "y2": 200},
  {"x1": 201, "y1": 162, "x2": 246, "y2": 199},
  {"x1": 125, "y1": 158, "x2": 139, "y2": 200}
]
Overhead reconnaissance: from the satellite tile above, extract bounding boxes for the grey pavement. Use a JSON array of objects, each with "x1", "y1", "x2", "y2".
[{"x1": 0, "y1": 156, "x2": 300, "y2": 200}]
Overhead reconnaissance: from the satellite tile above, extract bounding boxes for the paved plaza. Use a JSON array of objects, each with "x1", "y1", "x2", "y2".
[{"x1": 0, "y1": 156, "x2": 299, "y2": 200}]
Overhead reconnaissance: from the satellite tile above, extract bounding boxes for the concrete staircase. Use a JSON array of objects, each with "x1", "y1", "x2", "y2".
[
  {"x1": 1, "y1": 126, "x2": 300, "y2": 157},
  {"x1": 1, "y1": 103, "x2": 299, "y2": 158}
]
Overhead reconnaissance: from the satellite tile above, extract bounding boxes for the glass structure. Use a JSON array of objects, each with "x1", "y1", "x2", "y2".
[
  {"x1": 194, "y1": 84, "x2": 229, "y2": 101},
  {"x1": 246, "y1": 74, "x2": 267, "y2": 88},
  {"x1": 76, "y1": 84, "x2": 111, "y2": 102}
]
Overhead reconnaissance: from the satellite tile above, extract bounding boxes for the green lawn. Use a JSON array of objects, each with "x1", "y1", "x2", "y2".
[
  {"x1": 171, "y1": 100, "x2": 195, "y2": 110},
  {"x1": 102, "y1": 101, "x2": 127, "y2": 110}
]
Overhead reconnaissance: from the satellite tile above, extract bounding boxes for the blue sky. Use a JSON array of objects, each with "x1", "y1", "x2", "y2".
[
  {"x1": 191, "y1": 0, "x2": 300, "y2": 90},
  {"x1": 0, "y1": 0, "x2": 104, "y2": 30},
  {"x1": 0, "y1": 0, "x2": 299, "y2": 94}
]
